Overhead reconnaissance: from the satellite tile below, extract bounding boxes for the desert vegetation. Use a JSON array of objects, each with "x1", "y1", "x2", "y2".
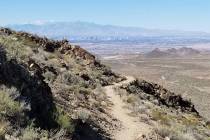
[
  {"x1": 113, "y1": 79, "x2": 210, "y2": 140},
  {"x1": 1, "y1": 27, "x2": 210, "y2": 140},
  {"x1": 0, "y1": 28, "x2": 124, "y2": 140}
]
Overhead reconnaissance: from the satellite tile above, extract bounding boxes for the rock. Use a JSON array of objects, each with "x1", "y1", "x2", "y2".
[
  {"x1": 80, "y1": 73, "x2": 90, "y2": 81},
  {"x1": 125, "y1": 79, "x2": 199, "y2": 115},
  {"x1": 165, "y1": 137, "x2": 170, "y2": 140},
  {"x1": 101, "y1": 101, "x2": 107, "y2": 106},
  {"x1": 0, "y1": 28, "x2": 13, "y2": 35}
]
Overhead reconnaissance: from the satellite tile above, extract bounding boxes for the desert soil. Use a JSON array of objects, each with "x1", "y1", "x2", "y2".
[{"x1": 104, "y1": 76, "x2": 151, "y2": 140}]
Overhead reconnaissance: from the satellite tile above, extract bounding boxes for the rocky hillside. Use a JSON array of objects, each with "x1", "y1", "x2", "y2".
[
  {"x1": 0, "y1": 28, "x2": 124, "y2": 140},
  {"x1": 124, "y1": 80, "x2": 198, "y2": 114},
  {"x1": 116, "y1": 79, "x2": 210, "y2": 140}
]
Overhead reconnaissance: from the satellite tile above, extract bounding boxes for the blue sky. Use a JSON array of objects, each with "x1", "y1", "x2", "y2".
[{"x1": 1, "y1": 0, "x2": 210, "y2": 32}]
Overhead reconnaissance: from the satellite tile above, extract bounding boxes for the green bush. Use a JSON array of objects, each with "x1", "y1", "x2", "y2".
[
  {"x1": 43, "y1": 71, "x2": 56, "y2": 83},
  {"x1": 151, "y1": 109, "x2": 171, "y2": 126},
  {"x1": 155, "y1": 125, "x2": 197, "y2": 140},
  {"x1": 77, "y1": 109, "x2": 90, "y2": 123},
  {"x1": 0, "y1": 90, "x2": 22, "y2": 139},
  {"x1": 126, "y1": 94, "x2": 137, "y2": 104},
  {"x1": 56, "y1": 107, "x2": 74, "y2": 133},
  {"x1": 0, "y1": 90, "x2": 22, "y2": 117},
  {"x1": 20, "y1": 125, "x2": 48, "y2": 140}
]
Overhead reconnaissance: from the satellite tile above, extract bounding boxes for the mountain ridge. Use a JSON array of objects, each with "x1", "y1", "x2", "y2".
[{"x1": 6, "y1": 21, "x2": 210, "y2": 41}]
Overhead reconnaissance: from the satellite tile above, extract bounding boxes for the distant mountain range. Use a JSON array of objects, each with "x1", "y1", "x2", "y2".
[
  {"x1": 5, "y1": 21, "x2": 210, "y2": 41},
  {"x1": 145, "y1": 47, "x2": 201, "y2": 58}
]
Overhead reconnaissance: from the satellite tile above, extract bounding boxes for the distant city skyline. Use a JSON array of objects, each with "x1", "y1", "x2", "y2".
[{"x1": 1, "y1": 0, "x2": 210, "y2": 32}]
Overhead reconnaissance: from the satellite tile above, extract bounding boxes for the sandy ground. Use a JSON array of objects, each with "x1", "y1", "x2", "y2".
[{"x1": 104, "y1": 76, "x2": 151, "y2": 140}]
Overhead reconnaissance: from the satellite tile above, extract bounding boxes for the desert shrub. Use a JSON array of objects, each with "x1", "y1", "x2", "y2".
[
  {"x1": 155, "y1": 125, "x2": 196, "y2": 140},
  {"x1": 126, "y1": 94, "x2": 138, "y2": 104},
  {"x1": 170, "y1": 133, "x2": 196, "y2": 140},
  {"x1": 114, "y1": 87, "x2": 127, "y2": 97},
  {"x1": 180, "y1": 114, "x2": 200, "y2": 126},
  {"x1": 58, "y1": 71, "x2": 82, "y2": 86},
  {"x1": 20, "y1": 125, "x2": 49, "y2": 140},
  {"x1": 21, "y1": 126, "x2": 40, "y2": 140},
  {"x1": 67, "y1": 85, "x2": 91, "y2": 97},
  {"x1": 134, "y1": 105, "x2": 148, "y2": 115},
  {"x1": 79, "y1": 87, "x2": 91, "y2": 95},
  {"x1": 50, "y1": 129, "x2": 66, "y2": 140},
  {"x1": 207, "y1": 122, "x2": 210, "y2": 130},
  {"x1": 94, "y1": 84, "x2": 104, "y2": 94},
  {"x1": 155, "y1": 125, "x2": 172, "y2": 138},
  {"x1": 151, "y1": 109, "x2": 171, "y2": 126},
  {"x1": 47, "y1": 54, "x2": 56, "y2": 60},
  {"x1": 0, "y1": 90, "x2": 22, "y2": 118},
  {"x1": 56, "y1": 107, "x2": 75, "y2": 133},
  {"x1": 94, "y1": 85, "x2": 107, "y2": 99},
  {"x1": 77, "y1": 109, "x2": 90, "y2": 123},
  {"x1": 0, "y1": 89, "x2": 25, "y2": 139},
  {"x1": 0, "y1": 86, "x2": 19, "y2": 97},
  {"x1": 43, "y1": 71, "x2": 56, "y2": 83},
  {"x1": 0, "y1": 36, "x2": 30, "y2": 61}
]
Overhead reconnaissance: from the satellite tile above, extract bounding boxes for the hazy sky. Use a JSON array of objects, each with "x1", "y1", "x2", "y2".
[{"x1": 1, "y1": 0, "x2": 210, "y2": 32}]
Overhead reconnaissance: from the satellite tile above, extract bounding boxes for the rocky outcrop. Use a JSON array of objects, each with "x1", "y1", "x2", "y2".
[
  {"x1": 59, "y1": 43, "x2": 96, "y2": 64},
  {"x1": 0, "y1": 28, "x2": 96, "y2": 64},
  {"x1": 124, "y1": 79, "x2": 199, "y2": 114},
  {"x1": 145, "y1": 48, "x2": 169, "y2": 58},
  {"x1": 0, "y1": 28, "x2": 14, "y2": 35}
]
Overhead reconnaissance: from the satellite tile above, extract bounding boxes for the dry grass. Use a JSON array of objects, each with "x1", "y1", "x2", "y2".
[
  {"x1": 151, "y1": 109, "x2": 172, "y2": 126},
  {"x1": 0, "y1": 90, "x2": 22, "y2": 118}
]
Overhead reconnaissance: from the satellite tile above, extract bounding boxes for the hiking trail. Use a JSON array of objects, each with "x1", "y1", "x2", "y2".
[{"x1": 104, "y1": 76, "x2": 151, "y2": 140}]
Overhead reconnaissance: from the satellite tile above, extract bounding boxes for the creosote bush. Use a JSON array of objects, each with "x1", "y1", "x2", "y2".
[
  {"x1": 20, "y1": 125, "x2": 48, "y2": 140},
  {"x1": 56, "y1": 107, "x2": 75, "y2": 133},
  {"x1": 151, "y1": 109, "x2": 172, "y2": 126},
  {"x1": 0, "y1": 90, "x2": 22, "y2": 139},
  {"x1": 77, "y1": 109, "x2": 90, "y2": 123},
  {"x1": 0, "y1": 90, "x2": 22, "y2": 118}
]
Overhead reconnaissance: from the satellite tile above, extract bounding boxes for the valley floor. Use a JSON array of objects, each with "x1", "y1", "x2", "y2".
[{"x1": 103, "y1": 56, "x2": 210, "y2": 120}]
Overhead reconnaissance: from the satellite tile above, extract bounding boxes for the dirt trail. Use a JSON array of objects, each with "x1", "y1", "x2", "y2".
[{"x1": 104, "y1": 76, "x2": 151, "y2": 140}]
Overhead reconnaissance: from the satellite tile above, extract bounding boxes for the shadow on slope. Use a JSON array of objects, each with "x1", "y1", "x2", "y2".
[{"x1": 0, "y1": 46, "x2": 58, "y2": 129}]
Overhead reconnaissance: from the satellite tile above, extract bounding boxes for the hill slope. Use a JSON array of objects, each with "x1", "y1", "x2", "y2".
[
  {"x1": 0, "y1": 28, "x2": 124, "y2": 140},
  {"x1": 7, "y1": 22, "x2": 210, "y2": 41}
]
